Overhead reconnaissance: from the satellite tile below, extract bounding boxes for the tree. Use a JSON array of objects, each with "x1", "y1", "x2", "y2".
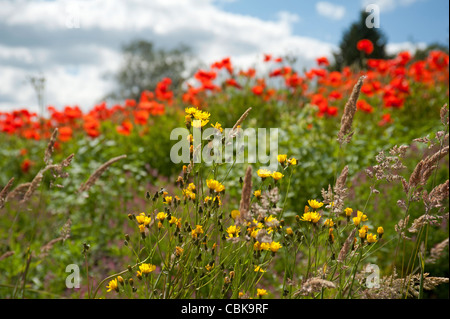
[
  {"x1": 332, "y1": 11, "x2": 389, "y2": 70},
  {"x1": 106, "y1": 40, "x2": 194, "y2": 102}
]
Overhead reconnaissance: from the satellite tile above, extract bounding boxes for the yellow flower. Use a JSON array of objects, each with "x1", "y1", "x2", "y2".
[
  {"x1": 106, "y1": 278, "x2": 118, "y2": 292},
  {"x1": 192, "y1": 118, "x2": 209, "y2": 128},
  {"x1": 163, "y1": 196, "x2": 173, "y2": 205},
  {"x1": 211, "y1": 122, "x2": 223, "y2": 133},
  {"x1": 191, "y1": 225, "x2": 204, "y2": 239},
  {"x1": 193, "y1": 109, "x2": 211, "y2": 121},
  {"x1": 205, "y1": 263, "x2": 214, "y2": 272},
  {"x1": 269, "y1": 241, "x2": 282, "y2": 253},
  {"x1": 271, "y1": 172, "x2": 284, "y2": 181},
  {"x1": 250, "y1": 228, "x2": 260, "y2": 238},
  {"x1": 137, "y1": 263, "x2": 156, "y2": 277},
  {"x1": 312, "y1": 212, "x2": 321, "y2": 223},
  {"x1": 226, "y1": 225, "x2": 241, "y2": 238},
  {"x1": 254, "y1": 265, "x2": 266, "y2": 273},
  {"x1": 183, "y1": 188, "x2": 196, "y2": 200},
  {"x1": 286, "y1": 227, "x2": 294, "y2": 235},
  {"x1": 213, "y1": 195, "x2": 222, "y2": 206},
  {"x1": 302, "y1": 211, "x2": 322, "y2": 223},
  {"x1": 138, "y1": 224, "x2": 146, "y2": 233},
  {"x1": 136, "y1": 212, "x2": 151, "y2": 226},
  {"x1": 344, "y1": 207, "x2": 353, "y2": 217},
  {"x1": 253, "y1": 241, "x2": 262, "y2": 251},
  {"x1": 254, "y1": 190, "x2": 262, "y2": 198},
  {"x1": 206, "y1": 179, "x2": 225, "y2": 192},
  {"x1": 324, "y1": 218, "x2": 334, "y2": 228},
  {"x1": 169, "y1": 216, "x2": 180, "y2": 226},
  {"x1": 367, "y1": 233, "x2": 377, "y2": 244},
  {"x1": 288, "y1": 157, "x2": 297, "y2": 165},
  {"x1": 260, "y1": 242, "x2": 271, "y2": 251},
  {"x1": 300, "y1": 212, "x2": 312, "y2": 222},
  {"x1": 353, "y1": 216, "x2": 361, "y2": 226},
  {"x1": 156, "y1": 212, "x2": 168, "y2": 222},
  {"x1": 231, "y1": 210, "x2": 240, "y2": 220},
  {"x1": 308, "y1": 199, "x2": 324, "y2": 210},
  {"x1": 257, "y1": 289, "x2": 268, "y2": 297},
  {"x1": 359, "y1": 228, "x2": 367, "y2": 239},
  {"x1": 257, "y1": 169, "x2": 272, "y2": 179},
  {"x1": 277, "y1": 154, "x2": 287, "y2": 164},
  {"x1": 204, "y1": 196, "x2": 212, "y2": 203},
  {"x1": 377, "y1": 226, "x2": 384, "y2": 235},
  {"x1": 175, "y1": 246, "x2": 184, "y2": 257},
  {"x1": 185, "y1": 107, "x2": 198, "y2": 116},
  {"x1": 357, "y1": 210, "x2": 368, "y2": 221}
]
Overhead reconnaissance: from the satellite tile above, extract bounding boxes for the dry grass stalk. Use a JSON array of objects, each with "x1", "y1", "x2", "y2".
[
  {"x1": 424, "y1": 180, "x2": 449, "y2": 211},
  {"x1": 20, "y1": 153, "x2": 74, "y2": 204},
  {"x1": 333, "y1": 165, "x2": 349, "y2": 215},
  {"x1": 360, "y1": 268, "x2": 449, "y2": 299},
  {"x1": 294, "y1": 277, "x2": 336, "y2": 296},
  {"x1": 427, "y1": 238, "x2": 449, "y2": 264},
  {"x1": 408, "y1": 159, "x2": 424, "y2": 189},
  {"x1": 44, "y1": 128, "x2": 59, "y2": 165},
  {"x1": 236, "y1": 166, "x2": 253, "y2": 225},
  {"x1": 0, "y1": 251, "x2": 14, "y2": 261},
  {"x1": 78, "y1": 154, "x2": 127, "y2": 193},
  {"x1": 0, "y1": 177, "x2": 14, "y2": 209},
  {"x1": 231, "y1": 107, "x2": 252, "y2": 133},
  {"x1": 39, "y1": 237, "x2": 64, "y2": 259},
  {"x1": 6, "y1": 182, "x2": 31, "y2": 202},
  {"x1": 338, "y1": 229, "x2": 356, "y2": 263},
  {"x1": 441, "y1": 103, "x2": 449, "y2": 126},
  {"x1": 337, "y1": 76, "x2": 366, "y2": 144}
]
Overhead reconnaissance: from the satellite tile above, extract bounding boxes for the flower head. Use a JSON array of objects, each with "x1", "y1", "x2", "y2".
[
  {"x1": 272, "y1": 172, "x2": 284, "y2": 181},
  {"x1": 367, "y1": 233, "x2": 377, "y2": 244},
  {"x1": 135, "y1": 212, "x2": 151, "y2": 226},
  {"x1": 226, "y1": 225, "x2": 241, "y2": 239},
  {"x1": 344, "y1": 207, "x2": 353, "y2": 217},
  {"x1": 269, "y1": 241, "x2": 282, "y2": 253},
  {"x1": 156, "y1": 212, "x2": 168, "y2": 222},
  {"x1": 137, "y1": 263, "x2": 156, "y2": 277},
  {"x1": 231, "y1": 210, "x2": 240, "y2": 220},
  {"x1": 257, "y1": 289, "x2": 268, "y2": 297},
  {"x1": 277, "y1": 154, "x2": 287, "y2": 164},
  {"x1": 308, "y1": 199, "x2": 324, "y2": 210},
  {"x1": 257, "y1": 169, "x2": 272, "y2": 179},
  {"x1": 106, "y1": 278, "x2": 119, "y2": 292}
]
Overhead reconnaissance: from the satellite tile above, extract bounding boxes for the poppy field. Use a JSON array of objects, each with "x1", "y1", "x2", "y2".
[{"x1": 0, "y1": 42, "x2": 449, "y2": 300}]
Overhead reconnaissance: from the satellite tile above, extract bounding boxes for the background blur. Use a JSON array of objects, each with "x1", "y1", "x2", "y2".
[{"x1": 0, "y1": 0, "x2": 448, "y2": 113}]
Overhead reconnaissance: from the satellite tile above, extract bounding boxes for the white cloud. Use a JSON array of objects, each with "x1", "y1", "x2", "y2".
[
  {"x1": 316, "y1": 2, "x2": 346, "y2": 20},
  {"x1": 0, "y1": 0, "x2": 336, "y2": 112},
  {"x1": 386, "y1": 41, "x2": 427, "y2": 55}
]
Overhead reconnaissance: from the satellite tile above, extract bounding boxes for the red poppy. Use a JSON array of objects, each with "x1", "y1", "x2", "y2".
[
  {"x1": 378, "y1": 113, "x2": 393, "y2": 126},
  {"x1": 225, "y1": 78, "x2": 242, "y2": 89},
  {"x1": 316, "y1": 56, "x2": 329, "y2": 66},
  {"x1": 357, "y1": 100, "x2": 374, "y2": 113},
  {"x1": 116, "y1": 120, "x2": 133, "y2": 136},
  {"x1": 21, "y1": 158, "x2": 34, "y2": 173},
  {"x1": 58, "y1": 126, "x2": 73, "y2": 142},
  {"x1": 326, "y1": 106, "x2": 338, "y2": 117},
  {"x1": 357, "y1": 39, "x2": 374, "y2": 55}
]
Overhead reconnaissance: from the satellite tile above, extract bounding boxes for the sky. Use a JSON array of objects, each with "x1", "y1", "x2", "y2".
[{"x1": 0, "y1": 0, "x2": 448, "y2": 113}]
